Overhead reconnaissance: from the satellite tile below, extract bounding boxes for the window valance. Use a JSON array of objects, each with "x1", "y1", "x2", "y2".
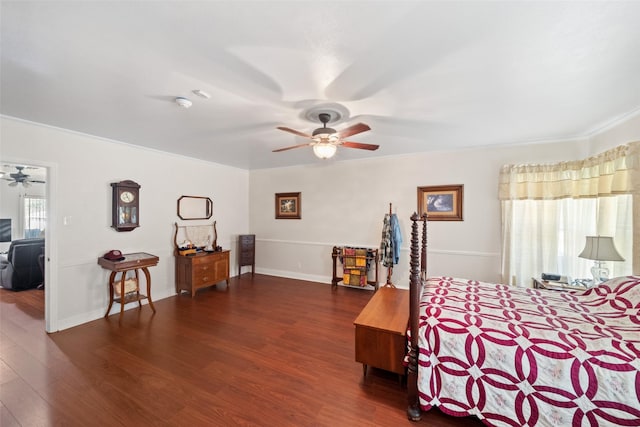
[{"x1": 499, "y1": 141, "x2": 639, "y2": 200}]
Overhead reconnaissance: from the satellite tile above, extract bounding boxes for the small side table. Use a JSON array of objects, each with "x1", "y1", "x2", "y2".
[
  {"x1": 532, "y1": 278, "x2": 588, "y2": 292},
  {"x1": 98, "y1": 252, "x2": 159, "y2": 320}
]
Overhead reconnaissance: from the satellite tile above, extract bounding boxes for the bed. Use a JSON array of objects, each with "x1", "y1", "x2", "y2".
[{"x1": 406, "y1": 213, "x2": 640, "y2": 426}]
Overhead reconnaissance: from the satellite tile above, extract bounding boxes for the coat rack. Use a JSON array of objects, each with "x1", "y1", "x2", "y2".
[{"x1": 384, "y1": 203, "x2": 395, "y2": 287}]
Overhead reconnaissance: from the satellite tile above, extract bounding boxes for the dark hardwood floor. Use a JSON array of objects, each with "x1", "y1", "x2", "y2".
[{"x1": 0, "y1": 274, "x2": 483, "y2": 426}]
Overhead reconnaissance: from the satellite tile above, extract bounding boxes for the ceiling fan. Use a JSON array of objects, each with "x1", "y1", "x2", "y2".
[
  {"x1": 274, "y1": 113, "x2": 379, "y2": 159},
  {"x1": 1, "y1": 166, "x2": 46, "y2": 187}
]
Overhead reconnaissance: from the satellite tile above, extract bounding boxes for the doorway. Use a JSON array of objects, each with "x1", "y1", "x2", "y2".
[{"x1": 0, "y1": 161, "x2": 56, "y2": 332}]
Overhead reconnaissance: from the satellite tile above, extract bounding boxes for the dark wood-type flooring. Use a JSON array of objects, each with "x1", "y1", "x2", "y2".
[{"x1": 0, "y1": 274, "x2": 484, "y2": 426}]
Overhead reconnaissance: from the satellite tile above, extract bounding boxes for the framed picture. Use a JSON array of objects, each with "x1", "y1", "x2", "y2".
[
  {"x1": 275, "y1": 192, "x2": 301, "y2": 219},
  {"x1": 417, "y1": 184, "x2": 463, "y2": 221}
]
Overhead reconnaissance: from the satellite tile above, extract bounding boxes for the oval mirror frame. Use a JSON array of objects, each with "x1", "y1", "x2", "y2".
[{"x1": 177, "y1": 196, "x2": 213, "y2": 220}]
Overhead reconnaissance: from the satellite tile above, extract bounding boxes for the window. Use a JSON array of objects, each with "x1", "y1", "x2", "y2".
[
  {"x1": 500, "y1": 143, "x2": 638, "y2": 285},
  {"x1": 502, "y1": 196, "x2": 632, "y2": 285},
  {"x1": 24, "y1": 195, "x2": 46, "y2": 238}
]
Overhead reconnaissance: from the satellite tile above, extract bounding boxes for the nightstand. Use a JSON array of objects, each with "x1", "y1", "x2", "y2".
[{"x1": 532, "y1": 278, "x2": 588, "y2": 292}]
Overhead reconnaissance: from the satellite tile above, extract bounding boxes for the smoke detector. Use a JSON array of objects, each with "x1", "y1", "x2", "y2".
[{"x1": 175, "y1": 97, "x2": 193, "y2": 108}]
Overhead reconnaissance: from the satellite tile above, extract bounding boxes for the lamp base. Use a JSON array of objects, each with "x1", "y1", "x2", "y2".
[{"x1": 590, "y1": 261, "x2": 609, "y2": 284}]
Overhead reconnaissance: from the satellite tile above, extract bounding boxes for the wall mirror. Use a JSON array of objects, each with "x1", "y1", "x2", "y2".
[{"x1": 177, "y1": 196, "x2": 213, "y2": 220}]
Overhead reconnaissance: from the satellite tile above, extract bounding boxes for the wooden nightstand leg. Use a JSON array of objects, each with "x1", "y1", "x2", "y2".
[{"x1": 362, "y1": 364, "x2": 367, "y2": 376}]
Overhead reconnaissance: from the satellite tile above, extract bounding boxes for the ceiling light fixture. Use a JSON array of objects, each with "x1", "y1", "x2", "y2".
[
  {"x1": 312, "y1": 142, "x2": 337, "y2": 159},
  {"x1": 310, "y1": 113, "x2": 339, "y2": 159},
  {"x1": 175, "y1": 97, "x2": 193, "y2": 108},
  {"x1": 192, "y1": 89, "x2": 211, "y2": 99}
]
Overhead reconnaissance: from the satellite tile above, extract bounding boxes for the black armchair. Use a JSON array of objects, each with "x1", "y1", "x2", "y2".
[{"x1": 0, "y1": 238, "x2": 45, "y2": 291}]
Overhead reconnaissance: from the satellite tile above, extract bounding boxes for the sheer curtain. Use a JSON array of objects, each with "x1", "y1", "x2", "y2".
[{"x1": 500, "y1": 142, "x2": 638, "y2": 286}]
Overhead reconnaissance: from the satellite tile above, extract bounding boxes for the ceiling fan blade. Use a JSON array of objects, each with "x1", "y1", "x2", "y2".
[
  {"x1": 338, "y1": 123, "x2": 370, "y2": 139},
  {"x1": 28, "y1": 180, "x2": 46, "y2": 184},
  {"x1": 272, "y1": 143, "x2": 312, "y2": 153},
  {"x1": 8, "y1": 181, "x2": 18, "y2": 187},
  {"x1": 276, "y1": 126, "x2": 312, "y2": 139},
  {"x1": 341, "y1": 141, "x2": 379, "y2": 151}
]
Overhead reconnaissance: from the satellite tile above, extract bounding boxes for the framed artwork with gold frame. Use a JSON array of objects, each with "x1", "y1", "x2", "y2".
[
  {"x1": 417, "y1": 185, "x2": 463, "y2": 221},
  {"x1": 275, "y1": 192, "x2": 301, "y2": 219}
]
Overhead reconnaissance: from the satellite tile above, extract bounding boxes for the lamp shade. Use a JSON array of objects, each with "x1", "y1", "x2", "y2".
[
  {"x1": 312, "y1": 143, "x2": 337, "y2": 159},
  {"x1": 578, "y1": 236, "x2": 625, "y2": 261}
]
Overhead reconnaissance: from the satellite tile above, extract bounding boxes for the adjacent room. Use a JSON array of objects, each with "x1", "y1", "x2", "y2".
[{"x1": 1, "y1": 1, "x2": 638, "y2": 426}]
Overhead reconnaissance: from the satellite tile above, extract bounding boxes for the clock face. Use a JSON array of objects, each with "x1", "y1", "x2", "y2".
[{"x1": 120, "y1": 191, "x2": 135, "y2": 203}]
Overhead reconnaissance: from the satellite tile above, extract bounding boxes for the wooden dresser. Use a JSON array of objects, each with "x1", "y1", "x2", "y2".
[
  {"x1": 175, "y1": 250, "x2": 230, "y2": 297},
  {"x1": 238, "y1": 234, "x2": 255, "y2": 276},
  {"x1": 353, "y1": 287, "x2": 409, "y2": 377}
]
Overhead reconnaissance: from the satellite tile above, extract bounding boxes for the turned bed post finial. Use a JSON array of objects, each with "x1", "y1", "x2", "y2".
[
  {"x1": 421, "y1": 213, "x2": 427, "y2": 281},
  {"x1": 407, "y1": 212, "x2": 422, "y2": 421}
]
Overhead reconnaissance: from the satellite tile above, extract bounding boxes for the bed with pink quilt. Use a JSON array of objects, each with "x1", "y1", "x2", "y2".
[{"x1": 405, "y1": 214, "x2": 640, "y2": 426}]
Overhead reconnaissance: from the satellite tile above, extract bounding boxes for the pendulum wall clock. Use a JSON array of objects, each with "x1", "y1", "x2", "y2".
[{"x1": 111, "y1": 180, "x2": 140, "y2": 232}]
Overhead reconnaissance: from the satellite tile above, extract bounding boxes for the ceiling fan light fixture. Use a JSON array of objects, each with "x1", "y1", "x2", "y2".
[
  {"x1": 313, "y1": 143, "x2": 337, "y2": 159},
  {"x1": 312, "y1": 132, "x2": 339, "y2": 144}
]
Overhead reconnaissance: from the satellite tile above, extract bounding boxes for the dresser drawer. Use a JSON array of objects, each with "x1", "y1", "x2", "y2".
[
  {"x1": 191, "y1": 255, "x2": 212, "y2": 266},
  {"x1": 194, "y1": 263, "x2": 212, "y2": 274},
  {"x1": 194, "y1": 271, "x2": 215, "y2": 286},
  {"x1": 240, "y1": 234, "x2": 255, "y2": 243}
]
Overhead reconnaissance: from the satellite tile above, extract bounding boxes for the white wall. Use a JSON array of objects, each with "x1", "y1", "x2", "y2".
[
  {"x1": 589, "y1": 110, "x2": 640, "y2": 153},
  {"x1": 1, "y1": 116, "x2": 249, "y2": 330},
  {"x1": 249, "y1": 139, "x2": 589, "y2": 289}
]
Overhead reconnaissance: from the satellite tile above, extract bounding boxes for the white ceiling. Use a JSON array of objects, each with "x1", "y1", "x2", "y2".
[{"x1": 2, "y1": 1, "x2": 640, "y2": 170}]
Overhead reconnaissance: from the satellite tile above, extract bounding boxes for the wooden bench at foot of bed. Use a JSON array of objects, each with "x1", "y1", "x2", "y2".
[{"x1": 353, "y1": 286, "x2": 409, "y2": 379}]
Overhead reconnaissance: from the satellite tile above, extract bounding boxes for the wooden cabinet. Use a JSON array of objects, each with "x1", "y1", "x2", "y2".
[
  {"x1": 353, "y1": 287, "x2": 409, "y2": 377},
  {"x1": 238, "y1": 234, "x2": 255, "y2": 276},
  {"x1": 175, "y1": 250, "x2": 230, "y2": 297}
]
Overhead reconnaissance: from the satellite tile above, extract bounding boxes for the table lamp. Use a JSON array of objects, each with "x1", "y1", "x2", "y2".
[{"x1": 578, "y1": 236, "x2": 625, "y2": 283}]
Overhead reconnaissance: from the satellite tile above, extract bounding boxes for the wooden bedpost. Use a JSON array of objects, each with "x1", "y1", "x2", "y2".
[
  {"x1": 421, "y1": 213, "x2": 427, "y2": 280},
  {"x1": 407, "y1": 212, "x2": 422, "y2": 421}
]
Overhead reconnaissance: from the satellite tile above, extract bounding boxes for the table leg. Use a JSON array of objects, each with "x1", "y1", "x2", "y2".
[
  {"x1": 142, "y1": 267, "x2": 156, "y2": 313},
  {"x1": 104, "y1": 271, "x2": 117, "y2": 318},
  {"x1": 119, "y1": 273, "x2": 126, "y2": 321},
  {"x1": 135, "y1": 269, "x2": 142, "y2": 308}
]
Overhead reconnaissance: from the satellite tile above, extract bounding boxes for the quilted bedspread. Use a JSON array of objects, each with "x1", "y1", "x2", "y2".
[{"x1": 416, "y1": 276, "x2": 640, "y2": 427}]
